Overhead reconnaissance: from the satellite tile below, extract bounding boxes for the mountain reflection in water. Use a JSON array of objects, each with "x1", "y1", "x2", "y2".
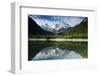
[
  {"x1": 32, "y1": 46, "x2": 82, "y2": 60},
  {"x1": 28, "y1": 41, "x2": 88, "y2": 61}
]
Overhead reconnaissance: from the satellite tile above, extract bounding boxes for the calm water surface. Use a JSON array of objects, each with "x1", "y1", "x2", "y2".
[{"x1": 28, "y1": 41, "x2": 88, "y2": 61}]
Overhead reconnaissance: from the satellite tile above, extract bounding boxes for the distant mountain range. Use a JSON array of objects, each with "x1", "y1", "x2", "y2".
[
  {"x1": 28, "y1": 16, "x2": 88, "y2": 38},
  {"x1": 39, "y1": 21, "x2": 70, "y2": 34}
]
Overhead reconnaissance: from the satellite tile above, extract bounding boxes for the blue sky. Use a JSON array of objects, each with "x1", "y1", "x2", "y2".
[{"x1": 29, "y1": 15, "x2": 85, "y2": 27}]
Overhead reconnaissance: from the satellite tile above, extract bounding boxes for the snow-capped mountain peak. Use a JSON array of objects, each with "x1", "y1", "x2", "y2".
[{"x1": 29, "y1": 15, "x2": 84, "y2": 34}]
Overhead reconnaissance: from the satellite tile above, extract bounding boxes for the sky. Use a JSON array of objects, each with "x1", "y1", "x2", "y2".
[{"x1": 29, "y1": 15, "x2": 85, "y2": 28}]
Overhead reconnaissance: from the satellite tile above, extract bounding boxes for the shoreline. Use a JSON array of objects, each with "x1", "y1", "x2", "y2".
[{"x1": 29, "y1": 38, "x2": 88, "y2": 42}]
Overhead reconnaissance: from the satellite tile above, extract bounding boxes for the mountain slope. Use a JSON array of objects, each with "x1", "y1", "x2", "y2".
[
  {"x1": 28, "y1": 17, "x2": 54, "y2": 37},
  {"x1": 62, "y1": 17, "x2": 88, "y2": 38}
]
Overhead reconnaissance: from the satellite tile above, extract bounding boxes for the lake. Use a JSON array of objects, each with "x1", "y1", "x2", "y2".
[{"x1": 28, "y1": 41, "x2": 88, "y2": 61}]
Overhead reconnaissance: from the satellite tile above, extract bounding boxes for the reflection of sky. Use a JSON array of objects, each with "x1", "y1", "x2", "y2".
[{"x1": 29, "y1": 15, "x2": 85, "y2": 27}]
